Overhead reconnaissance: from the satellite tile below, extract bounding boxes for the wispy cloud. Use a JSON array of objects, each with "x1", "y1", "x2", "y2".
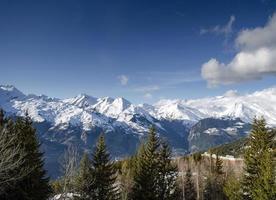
[
  {"x1": 131, "y1": 71, "x2": 202, "y2": 100},
  {"x1": 117, "y1": 75, "x2": 129, "y2": 86},
  {"x1": 133, "y1": 85, "x2": 160, "y2": 100},
  {"x1": 140, "y1": 70, "x2": 202, "y2": 87},
  {"x1": 200, "y1": 15, "x2": 235, "y2": 43},
  {"x1": 144, "y1": 93, "x2": 153, "y2": 99},
  {"x1": 134, "y1": 85, "x2": 160, "y2": 93}
]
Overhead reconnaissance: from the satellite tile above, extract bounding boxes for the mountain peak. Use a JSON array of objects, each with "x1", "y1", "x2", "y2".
[
  {"x1": 1, "y1": 85, "x2": 276, "y2": 127},
  {"x1": 64, "y1": 93, "x2": 97, "y2": 108},
  {"x1": 113, "y1": 97, "x2": 131, "y2": 108},
  {"x1": 0, "y1": 84, "x2": 25, "y2": 101},
  {"x1": 0, "y1": 84, "x2": 15, "y2": 90}
]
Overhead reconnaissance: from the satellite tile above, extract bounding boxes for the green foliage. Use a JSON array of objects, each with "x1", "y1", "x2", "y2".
[
  {"x1": 203, "y1": 175, "x2": 227, "y2": 200},
  {"x1": 0, "y1": 110, "x2": 51, "y2": 200},
  {"x1": 242, "y1": 118, "x2": 276, "y2": 200},
  {"x1": 74, "y1": 153, "x2": 94, "y2": 200},
  {"x1": 223, "y1": 174, "x2": 242, "y2": 200},
  {"x1": 130, "y1": 127, "x2": 160, "y2": 200},
  {"x1": 2, "y1": 108, "x2": 276, "y2": 200},
  {"x1": 11, "y1": 116, "x2": 51, "y2": 200},
  {"x1": 157, "y1": 141, "x2": 180, "y2": 200},
  {"x1": 91, "y1": 135, "x2": 119, "y2": 200},
  {"x1": 74, "y1": 134, "x2": 119, "y2": 200},
  {"x1": 130, "y1": 127, "x2": 180, "y2": 200},
  {"x1": 0, "y1": 116, "x2": 29, "y2": 196}
]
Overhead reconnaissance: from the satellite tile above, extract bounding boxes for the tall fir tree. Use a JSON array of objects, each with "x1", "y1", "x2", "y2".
[
  {"x1": 131, "y1": 127, "x2": 180, "y2": 200},
  {"x1": 242, "y1": 118, "x2": 276, "y2": 200},
  {"x1": 74, "y1": 153, "x2": 94, "y2": 200},
  {"x1": 89, "y1": 134, "x2": 119, "y2": 200},
  {"x1": 184, "y1": 168, "x2": 196, "y2": 200},
  {"x1": 1, "y1": 114, "x2": 51, "y2": 200},
  {"x1": 130, "y1": 127, "x2": 160, "y2": 200},
  {"x1": 157, "y1": 141, "x2": 180, "y2": 200},
  {"x1": 0, "y1": 114, "x2": 30, "y2": 197}
]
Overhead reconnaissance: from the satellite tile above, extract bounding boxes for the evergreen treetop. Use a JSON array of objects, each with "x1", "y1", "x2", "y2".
[
  {"x1": 90, "y1": 134, "x2": 119, "y2": 200},
  {"x1": 242, "y1": 117, "x2": 276, "y2": 200},
  {"x1": 131, "y1": 127, "x2": 180, "y2": 200}
]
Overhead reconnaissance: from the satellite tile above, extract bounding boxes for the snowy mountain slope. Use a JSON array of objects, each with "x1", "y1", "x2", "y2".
[
  {"x1": 151, "y1": 87, "x2": 276, "y2": 126},
  {"x1": 1, "y1": 84, "x2": 275, "y2": 177},
  {"x1": 1, "y1": 85, "x2": 276, "y2": 128},
  {"x1": 0, "y1": 86, "x2": 152, "y2": 134},
  {"x1": 151, "y1": 99, "x2": 208, "y2": 122}
]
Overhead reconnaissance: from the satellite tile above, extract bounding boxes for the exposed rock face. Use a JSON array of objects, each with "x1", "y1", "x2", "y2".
[{"x1": 188, "y1": 117, "x2": 251, "y2": 152}]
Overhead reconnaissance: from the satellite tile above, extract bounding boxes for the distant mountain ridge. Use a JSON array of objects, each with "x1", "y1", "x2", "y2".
[
  {"x1": 0, "y1": 84, "x2": 275, "y2": 177},
  {"x1": 1, "y1": 85, "x2": 276, "y2": 127}
]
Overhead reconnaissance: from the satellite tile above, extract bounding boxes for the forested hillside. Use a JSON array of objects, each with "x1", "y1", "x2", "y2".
[{"x1": 0, "y1": 108, "x2": 275, "y2": 200}]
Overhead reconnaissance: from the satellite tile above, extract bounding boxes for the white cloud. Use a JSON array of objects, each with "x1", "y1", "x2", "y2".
[
  {"x1": 134, "y1": 85, "x2": 159, "y2": 100},
  {"x1": 200, "y1": 15, "x2": 235, "y2": 41},
  {"x1": 201, "y1": 13, "x2": 276, "y2": 87},
  {"x1": 236, "y1": 14, "x2": 276, "y2": 50},
  {"x1": 223, "y1": 90, "x2": 239, "y2": 97},
  {"x1": 134, "y1": 85, "x2": 160, "y2": 93},
  {"x1": 118, "y1": 75, "x2": 129, "y2": 86},
  {"x1": 144, "y1": 93, "x2": 153, "y2": 99}
]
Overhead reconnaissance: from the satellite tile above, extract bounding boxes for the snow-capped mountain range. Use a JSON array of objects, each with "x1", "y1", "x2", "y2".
[
  {"x1": 1, "y1": 84, "x2": 275, "y2": 178},
  {"x1": 1, "y1": 85, "x2": 276, "y2": 128}
]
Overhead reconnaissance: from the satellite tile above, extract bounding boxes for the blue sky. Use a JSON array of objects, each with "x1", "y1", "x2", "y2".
[{"x1": 0, "y1": 0, "x2": 276, "y2": 103}]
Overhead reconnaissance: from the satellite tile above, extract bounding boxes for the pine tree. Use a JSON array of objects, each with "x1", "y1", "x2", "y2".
[
  {"x1": 203, "y1": 153, "x2": 226, "y2": 200},
  {"x1": 131, "y1": 127, "x2": 180, "y2": 200},
  {"x1": 242, "y1": 117, "x2": 276, "y2": 200},
  {"x1": 0, "y1": 117, "x2": 31, "y2": 198},
  {"x1": 157, "y1": 141, "x2": 180, "y2": 200},
  {"x1": 214, "y1": 154, "x2": 223, "y2": 176},
  {"x1": 184, "y1": 168, "x2": 196, "y2": 200},
  {"x1": 75, "y1": 153, "x2": 94, "y2": 200},
  {"x1": 89, "y1": 134, "x2": 119, "y2": 200},
  {"x1": 6, "y1": 115, "x2": 51, "y2": 200},
  {"x1": 130, "y1": 127, "x2": 160, "y2": 200}
]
